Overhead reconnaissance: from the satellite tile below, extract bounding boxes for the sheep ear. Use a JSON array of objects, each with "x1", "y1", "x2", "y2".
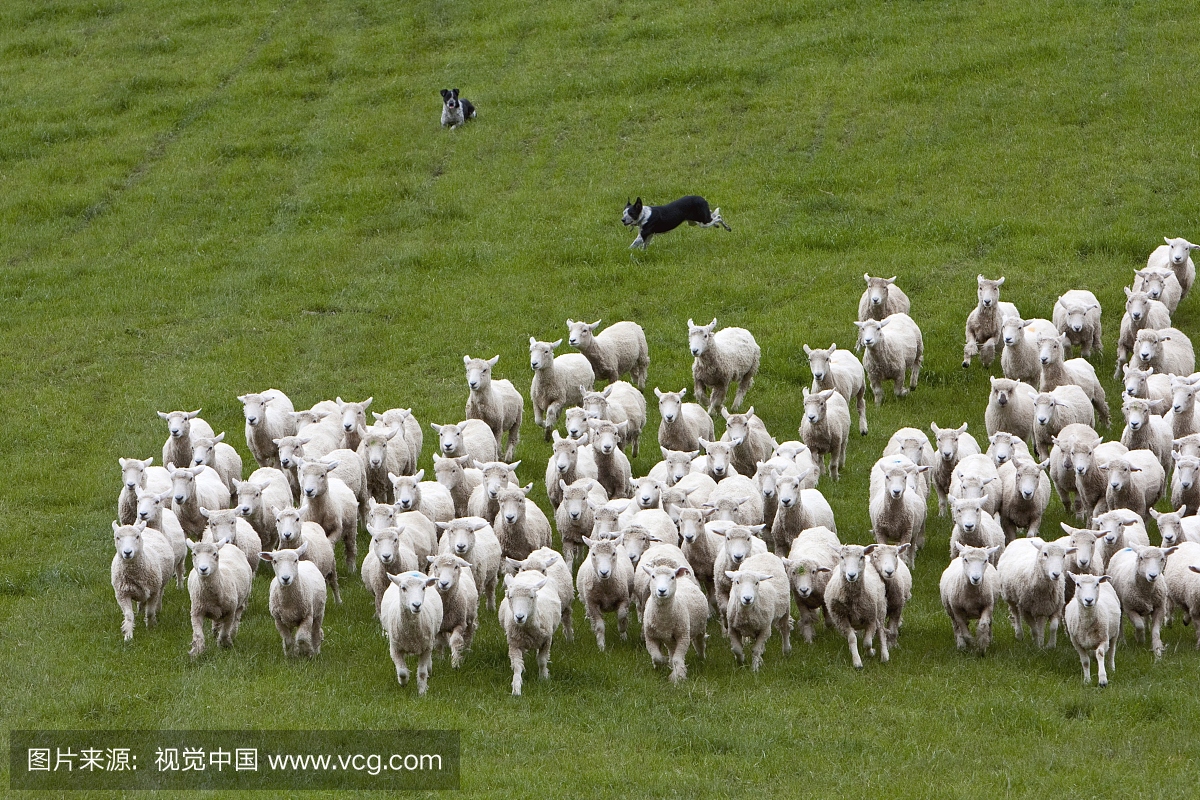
[
  {"x1": 803, "y1": 344, "x2": 812, "y2": 355},
  {"x1": 654, "y1": 388, "x2": 664, "y2": 399},
  {"x1": 112, "y1": 520, "x2": 121, "y2": 533},
  {"x1": 295, "y1": 541, "x2": 308, "y2": 558},
  {"x1": 641, "y1": 563, "x2": 654, "y2": 576},
  {"x1": 863, "y1": 544, "x2": 878, "y2": 555},
  {"x1": 950, "y1": 541, "x2": 963, "y2": 556},
  {"x1": 259, "y1": 551, "x2": 275, "y2": 562},
  {"x1": 157, "y1": 411, "x2": 171, "y2": 420},
  {"x1": 678, "y1": 388, "x2": 688, "y2": 398},
  {"x1": 550, "y1": 339, "x2": 562, "y2": 348},
  {"x1": 898, "y1": 543, "x2": 911, "y2": 554},
  {"x1": 863, "y1": 273, "x2": 871, "y2": 284},
  {"x1": 724, "y1": 571, "x2": 739, "y2": 581},
  {"x1": 721, "y1": 407, "x2": 731, "y2": 420}
]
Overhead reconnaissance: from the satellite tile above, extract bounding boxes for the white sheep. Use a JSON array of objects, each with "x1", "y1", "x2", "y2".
[
  {"x1": 987, "y1": 430, "x2": 1033, "y2": 470},
  {"x1": 1107, "y1": 544, "x2": 1176, "y2": 659},
  {"x1": 389, "y1": 469, "x2": 455, "y2": 523},
  {"x1": 260, "y1": 544, "x2": 326, "y2": 657},
  {"x1": 425, "y1": 552, "x2": 479, "y2": 668},
  {"x1": 1166, "y1": 375, "x2": 1200, "y2": 439},
  {"x1": 238, "y1": 390, "x2": 296, "y2": 468},
  {"x1": 1147, "y1": 236, "x2": 1198, "y2": 297},
  {"x1": 372, "y1": 407, "x2": 423, "y2": 468},
  {"x1": 718, "y1": 406, "x2": 774, "y2": 478},
  {"x1": 1064, "y1": 573, "x2": 1121, "y2": 686},
  {"x1": 189, "y1": 432, "x2": 243, "y2": 495},
  {"x1": 437, "y1": 517, "x2": 502, "y2": 611},
  {"x1": 869, "y1": 456, "x2": 928, "y2": 564},
  {"x1": 1171, "y1": 453, "x2": 1200, "y2": 516},
  {"x1": 433, "y1": 454, "x2": 483, "y2": 518},
  {"x1": 505, "y1": 547, "x2": 575, "y2": 641},
  {"x1": 712, "y1": 523, "x2": 769, "y2": 620},
  {"x1": 800, "y1": 388, "x2": 850, "y2": 481},
  {"x1": 985, "y1": 377, "x2": 1037, "y2": 443},
  {"x1": 677, "y1": 509, "x2": 726, "y2": 607},
  {"x1": 866, "y1": 543, "x2": 910, "y2": 650},
  {"x1": 295, "y1": 457, "x2": 359, "y2": 574},
  {"x1": 529, "y1": 337, "x2": 596, "y2": 440},
  {"x1": 641, "y1": 562, "x2": 709, "y2": 683},
  {"x1": 110, "y1": 521, "x2": 176, "y2": 641},
  {"x1": 1054, "y1": 523, "x2": 1102, "y2": 601},
  {"x1": 333, "y1": 396, "x2": 374, "y2": 452},
  {"x1": 463, "y1": 355, "x2": 523, "y2": 461},
  {"x1": 358, "y1": 423, "x2": 412, "y2": 504},
  {"x1": 1133, "y1": 266, "x2": 1183, "y2": 314},
  {"x1": 563, "y1": 406, "x2": 590, "y2": 440},
  {"x1": 1116, "y1": 287, "x2": 1173, "y2": 379},
  {"x1": 274, "y1": 506, "x2": 340, "y2": 603},
  {"x1": 588, "y1": 419, "x2": 632, "y2": 500},
  {"x1": 781, "y1": 526, "x2": 841, "y2": 643},
  {"x1": 962, "y1": 275, "x2": 1015, "y2": 368},
  {"x1": 948, "y1": 453, "x2": 1002, "y2": 517},
  {"x1": 857, "y1": 274, "x2": 911, "y2": 325},
  {"x1": 1176, "y1": 432, "x2": 1200, "y2": 458},
  {"x1": 695, "y1": 438, "x2": 739, "y2": 482},
  {"x1": 803, "y1": 343, "x2": 868, "y2": 435},
  {"x1": 118, "y1": 457, "x2": 171, "y2": 526},
  {"x1": 882, "y1": 426, "x2": 936, "y2": 497},
  {"x1": 1150, "y1": 506, "x2": 1200, "y2": 547},
  {"x1": 948, "y1": 495, "x2": 1005, "y2": 562},
  {"x1": 1052, "y1": 289, "x2": 1102, "y2": 358},
  {"x1": 555, "y1": 479, "x2": 609, "y2": 571},
  {"x1": 185, "y1": 538, "x2": 252, "y2": 658},
  {"x1": 430, "y1": 419, "x2": 499, "y2": 464},
  {"x1": 582, "y1": 381, "x2": 647, "y2": 457},
  {"x1": 939, "y1": 542, "x2": 1001, "y2": 653},
  {"x1": 725, "y1": 551, "x2": 791, "y2": 670},
  {"x1": 687, "y1": 317, "x2": 761, "y2": 415},
  {"x1": 929, "y1": 423, "x2": 981, "y2": 517},
  {"x1": 577, "y1": 534, "x2": 635, "y2": 650},
  {"x1": 499, "y1": 570, "x2": 562, "y2": 695},
  {"x1": 1165, "y1": 543, "x2": 1200, "y2": 646},
  {"x1": 704, "y1": 473, "x2": 766, "y2": 527},
  {"x1": 752, "y1": 460, "x2": 800, "y2": 531},
  {"x1": 1121, "y1": 395, "x2": 1172, "y2": 476},
  {"x1": 1046, "y1": 425, "x2": 1103, "y2": 519},
  {"x1": 1031, "y1": 385, "x2": 1095, "y2": 461},
  {"x1": 1134, "y1": 326, "x2": 1195, "y2": 378},
  {"x1": 199, "y1": 507, "x2": 263, "y2": 575},
  {"x1": 771, "y1": 472, "x2": 837, "y2": 557},
  {"x1": 466, "y1": 459, "x2": 520, "y2": 522},
  {"x1": 1122, "y1": 364, "x2": 1172, "y2": 406},
  {"x1": 824, "y1": 544, "x2": 889, "y2": 669},
  {"x1": 1000, "y1": 315, "x2": 1057, "y2": 384},
  {"x1": 131, "y1": 488, "x2": 187, "y2": 587},
  {"x1": 381, "y1": 571, "x2": 443, "y2": 695},
  {"x1": 566, "y1": 319, "x2": 650, "y2": 389},
  {"x1": 545, "y1": 431, "x2": 598, "y2": 510},
  {"x1": 655, "y1": 387, "x2": 716, "y2": 452},
  {"x1": 1100, "y1": 450, "x2": 1166, "y2": 524},
  {"x1": 854, "y1": 313, "x2": 924, "y2": 404},
  {"x1": 232, "y1": 466, "x2": 292, "y2": 550},
  {"x1": 1093, "y1": 509, "x2": 1151, "y2": 572},
  {"x1": 1035, "y1": 333, "x2": 1109, "y2": 428},
  {"x1": 362, "y1": 525, "x2": 419, "y2": 617},
  {"x1": 158, "y1": 409, "x2": 215, "y2": 477},
  {"x1": 998, "y1": 457, "x2": 1051, "y2": 540},
  {"x1": 997, "y1": 537, "x2": 1073, "y2": 648},
  {"x1": 1072, "y1": 440, "x2": 1129, "y2": 526},
  {"x1": 166, "y1": 463, "x2": 230, "y2": 539}
]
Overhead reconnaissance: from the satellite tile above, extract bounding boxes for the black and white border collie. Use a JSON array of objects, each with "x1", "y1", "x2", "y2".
[
  {"x1": 439, "y1": 88, "x2": 476, "y2": 129},
  {"x1": 621, "y1": 196, "x2": 730, "y2": 249}
]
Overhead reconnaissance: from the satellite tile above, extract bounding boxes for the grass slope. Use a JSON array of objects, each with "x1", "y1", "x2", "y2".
[{"x1": 2, "y1": 0, "x2": 1200, "y2": 796}]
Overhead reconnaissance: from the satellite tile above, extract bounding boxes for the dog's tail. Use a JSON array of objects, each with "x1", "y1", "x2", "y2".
[{"x1": 709, "y1": 208, "x2": 731, "y2": 232}]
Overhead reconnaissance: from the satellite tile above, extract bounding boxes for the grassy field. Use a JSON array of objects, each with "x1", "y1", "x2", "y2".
[{"x1": 3, "y1": 0, "x2": 1200, "y2": 796}]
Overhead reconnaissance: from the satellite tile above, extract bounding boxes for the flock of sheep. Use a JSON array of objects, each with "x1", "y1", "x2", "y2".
[{"x1": 111, "y1": 236, "x2": 1200, "y2": 693}]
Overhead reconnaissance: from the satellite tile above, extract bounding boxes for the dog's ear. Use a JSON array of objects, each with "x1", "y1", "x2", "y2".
[
  {"x1": 440, "y1": 89, "x2": 450, "y2": 100},
  {"x1": 452, "y1": 88, "x2": 459, "y2": 99}
]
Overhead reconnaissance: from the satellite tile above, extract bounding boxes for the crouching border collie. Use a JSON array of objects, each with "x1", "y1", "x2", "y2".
[
  {"x1": 621, "y1": 196, "x2": 730, "y2": 249},
  {"x1": 440, "y1": 89, "x2": 476, "y2": 129}
]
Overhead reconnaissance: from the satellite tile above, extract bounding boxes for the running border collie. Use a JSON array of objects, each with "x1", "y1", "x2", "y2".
[
  {"x1": 621, "y1": 196, "x2": 730, "y2": 249},
  {"x1": 439, "y1": 89, "x2": 476, "y2": 129}
]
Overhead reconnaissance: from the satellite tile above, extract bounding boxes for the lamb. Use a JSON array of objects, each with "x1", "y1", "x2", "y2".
[
  {"x1": 1031, "y1": 385, "x2": 1095, "y2": 460},
  {"x1": 566, "y1": 318, "x2": 650, "y2": 389},
  {"x1": 719, "y1": 407, "x2": 774, "y2": 477},
  {"x1": 962, "y1": 275, "x2": 1016, "y2": 368},
  {"x1": 436, "y1": 517, "x2": 501, "y2": 611},
  {"x1": 1107, "y1": 544, "x2": 1176, "y2": 659},
  {"x1": 545, "y1": 431, "x2": 598, "y2": 509},
  {"x1": 1167, "y1": 375, "x2": 1200, "y2": 439},
  {"x1": 587, "y1": 419, "x2": 632, "y2": 500},
  {"x1": 1122, "y1": 364, "x2": 1172, "y2": 405},
  {"x1": 869, "y1": 457, "x2": 928, "y2": 564},
  {"x1": 167, "y1": 463, "x2": 231, "y2": 539},
  {"x1": 232, "y1": 467, "x2": 292, "y2": 550},
  {"x1": 687, "y1": 317, "x2": 761, "y2": 414},
  {"x1": 381, "y1": 571, "x2": 443, "y2": 695},
  {"x1": 189, "y1": 433, "x2": 243, "y2": 495},
  {"x1": 577, "y1": 535, "x2": 635, "y2": 650},
  {"x1": 273, "y1": 422, "x2": 343, "y2": 501},
  {"x1": 199, "y1": 507, "x2": 263, "y2": 576},
  {"x1": 1064, "y1": 574, "x2": 1121, "y2": 686},
  {"x1": 463, "y1": 355, "x2": 523, "y2": 461},
  {"x1": 131, "y1": 488, "x2": 187, "y2": 586},
  {"x1": 1171, "y1": 453, "x2": 1200, "y2": 516},
  {"x1": 466, "y1": 459, "x2": 520, "y2": 522},
  {"x1": 238, "y1": 390, "x2": 296, "y2": 468},
  {"x1": 582, "y1": 381, "x2": 647, "y2": 457},
  {"x1": 929, "y1": 423, "x2": 981, "y2": 516},
  {"x1": 433, "y1": 454, "x2": 483, "y2": 518},
  {"x1": 725, "y1": 552, "x2": 791, "y2": 670},
  {"x1": 529, "y1": 337, "x2": 596, "y2": 440},
  {"x1": 1093, "y1": 509, "x2": 1151, "y2": 572},
  {"x1": 295, "y1": 457, "x2": 359, "y2": 574},
  {"x1": 563, "y1": 407, "x2": 589, "y2": 440},
  {"x1": 1072, "y1": 440, "x2": 1129, "y2": 525},
  {"x1": 1134, "y1": 327, "x2": 1195, "y2": 378},
  {"x1": 498, "y1": 570, "x2": 562, "y2": 695},
  {"x1": 939, "y1": 542, "x2": 1001, "y2": 653},
  {"x1": 800, "y1": 388, "x2": 850, "y2": 481},
  {"x1": 362, "y1": 525, "x2": 419, "y2": 617},
  {"x1": 1121, "y1": 396, "x2": 1173, "y2": 476},
  {"x1": 1117, "y1": 287, "x2": 1173, "y2": 379},
  {"x1": 803, "y1": 343, "x2": 868, "y2": 435},
  {"x1": 1150, "y1": 506, "x2": 1200, "y2": 547},
  {"x1": 998, "y1": 457, "x2": 1051, "y2": 540},
  {"x1": 1147, "y1": 236, "x2": 1198, "y2": 297},
  {"x1": 506, "y1": 547, "x2": 575, "y2": 642},
  {"x1": 1035, "y1": 333, "x2": 1109, "y2": 427},
  {"x1": 358, "y1": 423, "x2": 412, "y2": 504},
  {"x1": 425, "y1": 553, "x2": 479, "y2": 667},
  {"x1": 772, "y1": 473, "x2": 837, "y2": 556},
  {"x1": 857, "y1": 274, "x2": 911, "y2": 324},
  {"x1": 185, "y1": 538, "x2": 252, "y2": 658},
  {"x1": 1100, "y1": 450, "x2": 1166, "y2": 524},
  {"x1": 118, "y1": 457, "x2": 170, "y2": 526},
  {"x1": 555, "y1": 479, "x2": 609, "y2": 570},
  {"x1": 854, "y1": 313, "x2": 924, "y2": 404},
  {"x1": 641, "y1": 562, "x2": 709, "y2": 683},
  {"x1": 1000, "y1": 315, "x2": 1057, "y2": 384},
  {"x1": 158, "y1": 409, "x2": 215, "y2": 477},
  {"x1": 389, "y1": 469, "x2": 455, "y2": 523},
  {"x1": 1166, "y1": 543, "x2": 1200, "y2": 645},
  {"x1": 824, "y1": 544, "x2": 889, "y2": 669},
  {"x1": 430, "y1": 419, "x2": 499, "y2": 464},
  {"x1": 274, "y1": 506, "x2": 340, "y2": 603},
  {"x1": 110, "y1": 521, "x2": 176, "y2": 641},
  {"x1": 949, "y1": 453, "x2": 1002, "y2": 516},
  {"x1": 260, "y1": 544, "x2": 326, "y2": 657},
  {"x1": 1133, "y1": 266, "x2": 1183, "y2": 314},
  {"x1": 997, "y1": 537, "x2": 1074, "y2": 648},
  {"x1": 1052, "y1": 289, "x2": 1102, "y2": 358},
  {"x1": 371, "y1": 407, "x2": 423, "y2": 468},
  {"x1": 948, "y1": 495, "x2": 1005, "y2": 560},
  {"x1": 655, "y1": 388, "x2": 716, "y2": 452},
  {"x1": 781, "y1": 526, "x2": 841, "y2": 643}
]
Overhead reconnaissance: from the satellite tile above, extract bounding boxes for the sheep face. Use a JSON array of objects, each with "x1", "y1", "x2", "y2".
[
  {"x1": 1124, "y1": 289, "x2": 1156, "y2": 322},
  {"x1": 390, "y1": 571, "x2": 437, "y2": 615},
  {"x1": 1035, "y1": 542, "x2": 1071, "y2": 582},
  {"x1": 976, "y1": 275, "x2": 1004, "y2": 309},
  {"x1": 864, "y1": 275, "x2": 896, "y2": 308},
  {"x1": 722, "y1": 408, "x2": 757, "y2": 447},
  {"x1": 776, "y1": 475, "x2": 807, "y2": 509},
  {"x1": 588, "y1": 420, "x2": 621, "y2": 456},
  {"x1": 496, "y1": 485, "x2": 531, "y2": 526},
  {"x1": 1174, "y1": 455, "x2": 1199, "y2": 491},
  {"x1": 710, "y1": 496, "x2": 749, "y2": 522},
  {"x1": 1036, "y1": 334, "x2": 1067, "y2": 367},
  {"x1": 1069, "y1": 573, "x2": 1109, "y2": 607},
  {"x1": 988, "y1": 432, "x2": 1022, "y2": 466},
  {"x1": 463, "y1": 356, "x2": 498, "y2": 392},
  {"x1": 550, "y1": 432, "x2": 587, "y2": 473},
  {"x1": 855, "y1": 319, "x2": 886, "y2": 349},
  {"x1": 433, "y1": 455, "x2": 471, "y2": 490},
  {"x1": 804, "y1": 345, "x2": 835, "y2": 383},
  {"x1": 1165, "y1": 237, "x2": 1198, "y2": 266},
  {"x1": 756, "y1": 463, "x2": 780, "y2": 499},
  {"x1": 678, "y1": 509, "x2": 709, "y2": 543},
  {"x1": 1121, "y1": 398, "x2": 1154, "y2": 431},
  {"x1": 297, "y1": 460, "x2": 334, "y2": 500},
  {"x1": 168, "y1": 465, "x2": 201, "y2": 505},
  {"x1": 336, "y1": 397, "x2": 372, "y2": 436},
  {"x1": 188, "y1": 540, "x2": 224, "y2": 577},
  {"x1": 633, "y1": 477, "x2": 661, "y2": 510},
  {"x1": 722, "y1": 525, "x2": 761, "y2": 565},
  {"x1": 432, "y1": 422, "x2": 469, "y2": 456},
  {"x1": 158, "y1": 409, "x2": 201, "y2": 439},
  {"x1": 564, "y1": 407, "x2": 588, "y2": 438},
  {"x1": 428, "y1": 554, "x2": 469, "y2": 593},
  {"x1": 239, "y1": 394, "x2": 272, "y2": 427},
  {"x1": 700, "y1": 439, "x2": 734, "y2": 478},
  {"x1": 1170, "y1": 378, "x2": 1197, "y2": 415},
  {"x1": 837, "y1": 544, "x2": 876, "y2": 583},
  {"x1": 664, "y1": 449, "x2": 697, "y2": 485},
  {"x1": 580, "y1": 391, "x2": 610, "y2": 420},
  {"x1": 273, "y1": 436, "x2": 305, "y2": 469},
  {"x1": 1058, "y1": 525, "x2": 1099, "y2": 570},
  {"x1": 566, "y1": 319, "x2": 600, "y2": 349},
  {"x1": 591, "y1": 505, "x2": 623, "y2": 537},
  {"x1": 1132, "y1": 546, "x2": 1174, "y2": 584},
  {"x1": 438, "y1": 520, "x2": 485, "y2": 558},
  {"x1": 504, "y1": 574, "x2": 547, "y2": 624},
  {"x1": 1014, "y1": 461, "x2": 1047, "y2": 501},
  {"x1": 660, "y1": 489, "x2": 687, "y2": 523},
  {"x1": 1136, "y1": 330, "x2": 1168, "y2": 367},
  {"x1": 687, "y1": 318, "x2": 719, "y2": 358},
  {"x1": 113, "y1": 521, "x2": 149, "y2": 561},
  {"x1": 893, "y1": 437, "x2": 927, "y2": 465},
  {"x1": 366, "y1": 498, "x2": 397, "y2": 530},
  {"x1": 802, "y1": 389, "x2": 835, "y2": 425},
  {"x1": 933, "y1": 424, "x2": 969, "y2": 461},
  {"x1": 235, "y1": 481, "x2": 266, "y2": 518},
  {"x1": 952, "y1": 471, "x2": 992, "y2": 501},
  {"x1": 582, "y1": 536, "x2": 622, "y2": 580},
  {"x1": 621, "y1": 526, "x2": 656, "y2": 565},
  {"x1": 477, "y1": 462, "x2": 515, "y2": 501},
  {"x1": 881, "y1": 464, "x2": 912, "y2": 500},
  {"x1": 954, "y1": 543, "x2": 994, "y2": 586},
  {"x1": 872, "y1": 544, "x2": 909, "y2": 579},
  {"x1": 989, "y1": 377, "x2": 1023, "y2": 409},
  {"x1": 787, "y1": 558, "x2": 830, "y2": 598},
  {"x1": 644, "y1": 563, "x2": 688, "y2": 601},
  {"x1": 559, "y1": 482, "x2": 594, "y2": 523},
  {"x1": 728, "y1": 569, "x2": 773, "y2": 607},
  {"x1": 360, "y1": 426, "x2": 398, "y2": 469},
  {"x1": 275, "y1": 507, "x2": 305, "y2": 545},
  {"x1": 1122, "y1": 365, "x2": 1155, "y2": 398},
  {"x1": 529, "y1": 339, "x2": 561, "y2": 371},
  {"x1": 1032, "y1": 394, "x2": 1058, "y2": 428},
  {"x1": 135, "y1": 487, "x2": 170, "y2": 523},
  {"x1": 120, "y1": 457, "x2": 153, "y2": 491},
  {"x1": 655, "y1": 389, "x2": 687, "y2": 423},
  {"x1": 390, "y1": 473, "x2": 421, "y2": 512},
  {"x1": 1094, "y1": 512, "x2": 1138, "y2": 546},
  {"x1": 1060, "y1": 301, "x2": 1097, "y2": 333},
  {"x1": 261, "y1": 545, "x2": 305, "y2": 586},
  {"x1": 190, "y1": 434, "x2": 225, "y2": 468},
  {"x1": 1137, "y1": 268, "x2": 1173, "y2": 301},
  {"x1": 1000, "y1": 316, "x2": 1026, "y2": 347},
  {"x1": 200, "y1": 508, "x2": 241, "y2": 542},
  {"x1": 371, "y1": 527, "x2": 403, "y2": 566},
  {"x1": 1071, "y1": 442, "x2": 1098, "y2": 476},
  {"x1": 1100, "y1": 458, "x2": 1138, "y2": 494},
  {"x1": 950, "y1": 496, "x2": 986, "y2": 533}
]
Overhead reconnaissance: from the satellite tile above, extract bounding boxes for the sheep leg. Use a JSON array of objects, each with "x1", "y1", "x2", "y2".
[
  {"x1": 328, "y1": 569, "x2": 341, "y2": 604},
  {"x1": 732, "y1": 372, "x2": 755, "y2": 411},
  {"x1": 391, "y1": 643, "x2": 410, "y2": 686},
  {"x1": 1127, "y1": 610, "x2": 1146, "y2": 644},
  {"x1": 729, "y1": 631, "x2": 746, "y2": 666},
  {"x1": 175, "y1": 558, "x2": 187, "y2": 590},
  {"x1": 1113, "y1": 348, "x2": 1127, "y2": 380},
  {"x1": 947, "y1": 607, "x2": 972, "y2": 650},
  {"x1": 844, "y1": 627, "x2": 864, "y2": 669},
  {"x1": 561, "y1": 540, "x2": 576, "y2": 574},
  {"x1": 561, "y1": 604, "x2": 574, "y2": 642},
  {"x1": 417, "y1": 648, "x2": 433, "y2": 695},
  {"x1": 312, "y1": 608, "x2": 324, "y2": 655},
  {"x1": 1150, "y1": 606, "x2": 1166, "y2": 659},
  {"x1": 707, "y1": 383, "x2": 730, "y2": 416},
  {"x1": 1076, "y1": 644, "x2": 1093, "y2": 684},
  {"x1": 506, "y1": 417, "x2": 521, "y2": 463},
  {"x1": 1009, "y1": 607, "x2": 1023, "y2": 640},
  {"x1": 616, "y1": 599, "x2": 630, "y2": 641},
  {"x1": 1094, "y1": 642, "x2": 1109, "y2": 687},
  {"x1": 117, "y1": 594, "x2": 137, "y2": 642},
  {"x1": 750, "y1": 628, "x2": 771, "y2": 671},
  {"x1": 587, "y1": 603, "x2": 607, "y2": 651},
  {"x1": 668, "y1": 635, "x2": 690, "y2": 683},
  {"x1": 485, "y1": 576, "x2": 497, "y2": 612},
  {"x1": 189, "y1": 612, "x2": 207, "y2": 657},
  {"x1": 893, "y1": 366, "x2": 908, "y2": 397},
  {"x1": 693, "y1": 378, "x2": 709, "y2": 409},
  {"x1": 543, "y1": 402, "x2": 564, "y2": 441},
  {"x1": 1046, "y1": 613, "x2": 1060, "y2": 648},
  {"x1": 962, "y1": 336, "x2": 979, "y2": 369},
  {"x1": 877, "y1": 620, "x2": 890, "y2": 663},
  {"x1": 1107, "y1": 634, "x2": 1118, "y2": 672},
  {"x1": 779, "y1": 613, "x2": 792, "y2": 656},
  {"x1": 868, "y1": 374, "x2": 884, "y2": 406},
  {"x1": 275, "y1": 618, "x2": 296, "y2": 656},
  {"x1": 645, "y1": 636, "x2": 668, "y2": 668},
  {"x1": 797, "y1": 607, "x2": 816, "y2": 644},
  {"x1": 1031, "y1": 614, "x2": 1047, "y2": 648},
  {"x1": 980, "y1": 339, "x2": 996, "y2": 367},
  {"x1": 977, "y1": 607, "x2": 994, "y2": 653},
  {"x1": 856, "y1": 387, "x2": 868, "y2": 435}
]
